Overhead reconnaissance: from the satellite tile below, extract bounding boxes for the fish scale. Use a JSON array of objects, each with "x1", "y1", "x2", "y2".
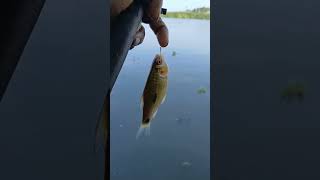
[{"x1": 136, "y1": 54, "x2": 168, "y2": 138}]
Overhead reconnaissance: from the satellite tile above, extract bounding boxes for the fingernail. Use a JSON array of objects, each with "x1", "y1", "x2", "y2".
[{"x1": 157, "y1": 28, "x2": 168, "y2": 47}]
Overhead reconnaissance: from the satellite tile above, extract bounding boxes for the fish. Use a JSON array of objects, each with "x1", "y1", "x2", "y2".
[{"x1": 136, "y1": 54, "x2": 168, "y2": 139}]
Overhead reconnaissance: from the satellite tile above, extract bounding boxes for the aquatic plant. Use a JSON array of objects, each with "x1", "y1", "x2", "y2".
[
  {"x1": 281, "y1": 81, "x2": 304, "y2": 103},
  {"x1": 197, "y1": 87, "x2": 207, "y2": 94},
  {"x1": 181, "y1": 161, "x2": 192, "y2": 168},
  {"x1": 176, "y1": 117, "x2": 191, "y2": 125}
]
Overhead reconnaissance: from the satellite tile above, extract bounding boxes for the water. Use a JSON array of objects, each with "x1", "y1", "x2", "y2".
[
  {"x1": 110, "y1": 18, "x2": 210, "y2": 180},
  {"x1": 214, "y1": 0, "x2": 320, "y2": 179}
]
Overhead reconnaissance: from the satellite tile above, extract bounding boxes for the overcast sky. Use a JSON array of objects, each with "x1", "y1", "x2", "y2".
[{"x1": 163, "y1": 0, "x2": 210, "y2": 12}]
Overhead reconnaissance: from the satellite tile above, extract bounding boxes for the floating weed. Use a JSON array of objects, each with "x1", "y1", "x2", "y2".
[
  {"x1": 281, "y1": 81, "x2": 305, "y2": 103},
  {"x1": 176, "y1": 116, "x2": 191, "y2": 125},
  {"x1": 181, "y1": 161, "x2": 192, "y2": 168},
  {"x1": 197, "y1": 87, "x2": 207, "y2": 94}
]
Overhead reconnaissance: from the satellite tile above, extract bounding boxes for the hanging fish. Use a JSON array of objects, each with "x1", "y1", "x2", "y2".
[{"x1": 136, "y1": 53, "x2": 168, "y2": 138}]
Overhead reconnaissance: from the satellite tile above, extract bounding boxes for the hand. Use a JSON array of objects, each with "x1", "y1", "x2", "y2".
[{"x1": 111, "y1": 0, "x2": 169, "y2": 49}]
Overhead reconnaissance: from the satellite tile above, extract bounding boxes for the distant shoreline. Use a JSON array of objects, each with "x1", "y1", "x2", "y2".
[
  {"x1": 161, "y1": 12, "x2": 210, "y2": 20},
  {"x1": 161, "y1": 7, "x2": 210, "y2": 20}
]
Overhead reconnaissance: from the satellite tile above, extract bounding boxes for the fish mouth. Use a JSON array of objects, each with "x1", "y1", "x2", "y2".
[
  {"x1": 153, "y1": 55, "x2": 165, "y2": 66},
  {"x1": 155, "y1": 54, "x2": 163, "y2": 59}
]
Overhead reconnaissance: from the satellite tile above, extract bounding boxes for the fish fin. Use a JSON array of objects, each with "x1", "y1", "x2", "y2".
[
  {"x1": 140, "y1": 96, "x2": 144, "y2": 109},
  {"x1": 153, "y1": 93, "x2": 157, "y2": 104},
  {"x1": 136, "y1": 123, "x2": 151, "y2": 139},
  {"x1": 161, "y1": 94, "x2": 166, "y2": 104},
  {"x1": 146, "y1": 125, "x2": 151, "y2": 136},
  {"x1": 152, "y1": 109, "x2": 158, "y2": 119}
]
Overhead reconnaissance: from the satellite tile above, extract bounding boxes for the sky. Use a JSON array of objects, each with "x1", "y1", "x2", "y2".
[{"x1": 162, "y1": 0, "x2": 210, "y2": 12}]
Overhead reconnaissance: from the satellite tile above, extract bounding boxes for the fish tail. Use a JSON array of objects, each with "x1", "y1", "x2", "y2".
[
  {"x1": 146, "y1": 125, "x2": 151, "y2": 136},
  {"x1": 136, "y1": 124, "x2": 151, "y2": 139}
]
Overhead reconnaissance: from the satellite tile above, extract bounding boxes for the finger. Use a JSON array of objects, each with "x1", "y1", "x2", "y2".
[
  {"x1": 142, "y1": 0, "x2": 163, "y2": 23},
  {"x1": 130, "y1": 25, "x2": 145, "y2": 49},
  {"x1": 135, "y1": 25, "x2": 145, "y2": 45},
  {"x1": 149, "y1": 17, "x2": 169, "y2": 47},
  {"x1": 111, "y1": 0, "x2": 133, "y2": 18}
]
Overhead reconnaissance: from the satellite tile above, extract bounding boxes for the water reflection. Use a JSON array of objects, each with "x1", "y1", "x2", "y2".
[{"x1": 111, "y1": 18, "x2": 210, "y2": 180}]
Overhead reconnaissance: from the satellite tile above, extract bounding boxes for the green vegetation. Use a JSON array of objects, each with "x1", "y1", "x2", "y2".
[
  {"x1": 197, "y1": 87, "x2": 207, "y2": 94},
  {"x1": 281, "y1": 81, "x2": 305, "y2": 102},
  {"x1": 161, "y1": 7, "x2": 210, "y2": 20}
]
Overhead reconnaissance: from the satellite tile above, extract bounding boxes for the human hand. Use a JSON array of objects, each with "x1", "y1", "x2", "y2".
[{"x1": 111, "y1": 0, "x2": 169, "y2": 49}]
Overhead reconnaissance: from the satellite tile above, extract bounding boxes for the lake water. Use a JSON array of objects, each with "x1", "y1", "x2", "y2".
[
  {"x1": 110, "y1": 18, "x2": 210, "y2": 180},
  {"x1": 214, "y1": 0, "x2": 320, "y2": 179}
]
